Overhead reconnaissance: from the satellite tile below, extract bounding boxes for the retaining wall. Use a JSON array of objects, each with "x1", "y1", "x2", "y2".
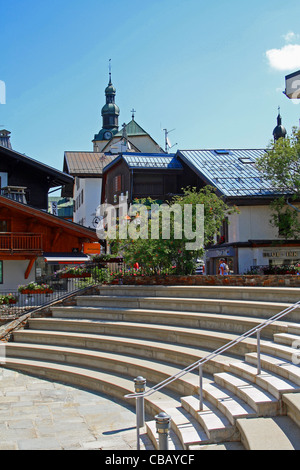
[{"x1": 121, "y1": 274, "x2": 300, "y2": 287}]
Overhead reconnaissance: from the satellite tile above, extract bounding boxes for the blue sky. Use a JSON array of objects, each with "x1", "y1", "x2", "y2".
[{"x1": 1, "y1": 0, "x2": 300, "y2": 174}]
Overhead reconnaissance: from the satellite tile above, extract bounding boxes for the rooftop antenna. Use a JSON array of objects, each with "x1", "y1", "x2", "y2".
[{"x1": 163, "y1": 128, "x2": 177, "y2": 153}]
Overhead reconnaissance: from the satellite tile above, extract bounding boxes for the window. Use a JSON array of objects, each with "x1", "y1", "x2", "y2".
[
  {"x1": 0, "y1": 261, "x2": 3, "y2": 284},
  {"x1": 217, "y1": 218, "x2": 229, "y2": 244},
  {"x1": 238, "y1": 157, "x2": 253, "y2": 164},
  {"x1": 134, "y1": 174, "x2": 164, "y2": 196},
  {"x1": 214, "y1": 150, "x2": 230, "y2": 155},
  {"x1": 0, "y1": 220, "x2": 9, "y2": 232}
]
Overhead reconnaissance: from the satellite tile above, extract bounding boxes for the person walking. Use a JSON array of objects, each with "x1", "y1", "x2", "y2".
[{"x1": 219, "y1": 258, "x2": 229, "y2": 275}]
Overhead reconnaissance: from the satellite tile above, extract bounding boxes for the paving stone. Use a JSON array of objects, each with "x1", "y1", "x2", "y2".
[
  {"x1": 7, "y1": 419, "x2": 34, "y2": 430},
  {"x1": 17, "y1": 437, "x2": 63, "y2": 450},
  {"x1": 0, "y1": 367, "x2": 144, "y2": 450},
  {"x1": 0, "y1": 442, "x2": 18, "y2": 450}
]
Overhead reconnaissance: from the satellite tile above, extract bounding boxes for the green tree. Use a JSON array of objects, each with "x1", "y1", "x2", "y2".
[
  {"x1": 256, "y1": 126, "x2": 300, "y2": 239},
  {"x1": 109, "y1": 186, "x2": 238, "y2": 275}
]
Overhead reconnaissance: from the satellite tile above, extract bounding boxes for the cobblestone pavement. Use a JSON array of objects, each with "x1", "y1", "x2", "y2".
[{"x1": 0, "y1": 368, "x2": 152, "y2": 450}]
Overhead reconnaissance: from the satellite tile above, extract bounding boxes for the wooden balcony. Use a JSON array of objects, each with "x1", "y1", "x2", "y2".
[{"x1": 0, "y1": 233, "x2": 43, "y2": 254}]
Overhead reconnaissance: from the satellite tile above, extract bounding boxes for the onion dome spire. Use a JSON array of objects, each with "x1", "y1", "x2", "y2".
[{"x1": 273, "y1": 107, "x2": 287, "y2": 141}]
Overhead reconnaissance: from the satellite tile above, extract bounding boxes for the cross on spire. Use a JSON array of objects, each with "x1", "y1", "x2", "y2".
[
  {"x1": 131, "y1": 108, "x2": 136, "y2": 120},
  {"x1": 109, "y1": 59, "x2": 112, "y2": 84}
]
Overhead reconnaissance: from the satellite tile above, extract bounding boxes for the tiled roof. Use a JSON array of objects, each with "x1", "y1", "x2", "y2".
[
  {"x1": 178, "y1": 149, "x2": 276, "y2": 197},
  {"x1": 64, "y1": 152, "x2": 117, "y2": 175}
]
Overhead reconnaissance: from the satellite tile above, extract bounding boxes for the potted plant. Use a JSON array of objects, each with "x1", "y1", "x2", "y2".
[
  {"x1": 18, "y1": 282, "x2": 53, "y2": 294},
  {"x1": 109, "y1": 271, "x2": 124, "y2": 285},
  {"x1": 61, "y1": 267, "x2": 91, "y2": 278},
  {"x1": 0, "y1": 293, "x2": 18, "y2": 305}
]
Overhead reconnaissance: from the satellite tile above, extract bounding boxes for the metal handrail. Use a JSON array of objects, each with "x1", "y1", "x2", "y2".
[
  {"x1": 126, "y1": 298, "x2": 300, "y2": 449},
  {"x1": 125, "y1": 300, "x2": 300, "y2": 402}
]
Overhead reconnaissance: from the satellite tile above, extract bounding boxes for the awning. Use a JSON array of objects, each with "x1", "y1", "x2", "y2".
[{"x1": 43, "y1": 252, "x2": 90, "y2": 264}]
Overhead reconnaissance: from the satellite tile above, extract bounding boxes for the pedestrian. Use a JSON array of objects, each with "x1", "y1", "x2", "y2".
[{"x1": 219, "y1": 258, "x2": 229, "y2": 275}]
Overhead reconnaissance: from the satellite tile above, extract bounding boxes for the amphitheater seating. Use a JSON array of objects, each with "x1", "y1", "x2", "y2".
[{"x1": 3, "y1": 285, "x2": 300, "y2": 450}]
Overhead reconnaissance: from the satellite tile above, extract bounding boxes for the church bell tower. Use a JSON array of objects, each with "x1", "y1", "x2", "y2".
[{"x1": 93, "y1": 61, "x2": 120, "y2": 151}]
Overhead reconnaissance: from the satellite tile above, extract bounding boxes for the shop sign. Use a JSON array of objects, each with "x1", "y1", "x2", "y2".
[
  {"x1": 206, "y1": 247, "x2": 235, "y2": 258},
  {"x1": 263, "y1": 250, "x2": 300, "y2": 258}
]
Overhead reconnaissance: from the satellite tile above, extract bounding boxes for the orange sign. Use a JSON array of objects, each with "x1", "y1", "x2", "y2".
[{"x1": 83, "y1": 243, "x2": 101, "y2": 255}]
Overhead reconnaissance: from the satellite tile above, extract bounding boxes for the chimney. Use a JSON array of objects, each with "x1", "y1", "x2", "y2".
[{"x1": 0, "y1": 130, "x2": 12, "y2": 149}]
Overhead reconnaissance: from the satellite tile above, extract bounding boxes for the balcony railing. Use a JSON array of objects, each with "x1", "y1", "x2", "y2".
[{"x1": 0, "y1": 233, "x2": 43, "y2": 253}]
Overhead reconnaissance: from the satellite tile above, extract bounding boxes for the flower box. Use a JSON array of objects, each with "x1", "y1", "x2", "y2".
[
  {"x1": 20, "y1": 289, "x2": 53, "y2": 294},
  {"x1": 18, "y1": 282, "x2": 54, "y2": 294}
]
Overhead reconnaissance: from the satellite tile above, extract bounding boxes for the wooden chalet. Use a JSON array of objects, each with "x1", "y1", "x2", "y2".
[
  {"x1": 101, "y1": 153, "x2": 189, "y2": 205},
  {"x1": 0, "y1": 133, "x2": 98, "y2": 289},
  {"x1": 0, "y1": 195, "x2": 98, "y2": 289},
  {"x1": 0, "y1": 138, "x2": 73, "y2": 210}
]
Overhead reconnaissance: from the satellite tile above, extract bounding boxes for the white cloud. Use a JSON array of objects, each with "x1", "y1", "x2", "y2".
[
  {"x1": 283, "y1": 31, "x2": 300, "y2": 43},
  {"x1": 266, "y1": 44, "x2": 300, "y2": 71}
]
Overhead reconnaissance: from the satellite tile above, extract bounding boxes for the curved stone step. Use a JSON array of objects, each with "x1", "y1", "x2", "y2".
[
  {"x1": 5, "y1": 342, "x2": 207, "y2": 398},
  {"x1": 27, "y1": 317, "x2": 280, "y2": 358},
  {"x1": 76, "y1": 295, "x2": 297, "y2": 320},
  {"x1": 51, "y1": 305, "x2": 291, "y2": 339},
  {"x1": 202, "y1": 382, "x2": 256, "y2": 425},
  {"x1": 180, "y1": 395, "x2": 238, "y2": 442},
  {"x1": 246, "y1": 353, "x2": 300, "y2": 386},
  {"x1": 213, "y1": 372, "x2": 279, "y2": 416},
  {"x1": 162, "y1": 406, "x2": 210, "y2": 449},
  {"x1": 282, "y1": 393, "x2": 300, "y2": 428},
  {"x1": 6, "y1": 283, "x2": 300, "y2": 450},
  {"x1": 27, "y1": 317, "x2": 298, "y2": 365},
  {"x1": 2, "y1": 356, "x2": 212, "y2": 450},
  {"x1": 4, "y1": 341, "x2": 249, "y2": 448},
  {"x1": 189, "y1": 441, "x2": 245, "y2": 450},
  {"x1": 12, "y1": 328, "x2": 240, "y2": 375},
  {"x1": 3, "y1": 357, "x2": 138, "y2": 404},
  {"x1": 229, "y1": 361, "x2": 300, "y2": 399},
  {"x1": 274, "y1": 332, "x2": 300, "y2": 347},
  {"x1": 237, "y1": 416, "x2": 300, "y2": 450},
  {"x1": 93, "y1": 285, "x2": 300, "y2": 303}
]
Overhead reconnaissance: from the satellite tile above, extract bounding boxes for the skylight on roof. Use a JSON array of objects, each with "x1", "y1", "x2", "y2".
[
  {"x1": 214, "y1": 150, "x2": 229, "y2": 155},
  {"x1": 238, "y1": 157, "x2": 253, "y2": 164}
]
